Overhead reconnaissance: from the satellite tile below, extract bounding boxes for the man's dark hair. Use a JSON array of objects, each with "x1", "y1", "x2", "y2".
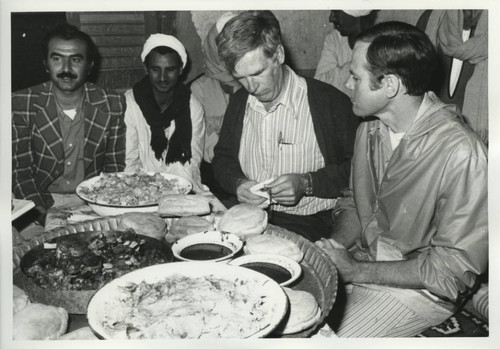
[
  {"x1": 216, "y1": 10, "x2": 282, "y2": 71},
  {"x1": 42, "y1": 23, "x2": 98, "y2": 65},
  {"x1": 355, "y1": 21, "x2": 438, "y2": 96},
  {"x1": 144, "y1": 46, "x2": 183, "y2": 69}
]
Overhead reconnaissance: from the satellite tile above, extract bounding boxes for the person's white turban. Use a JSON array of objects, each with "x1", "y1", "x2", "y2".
[
  {"x1": 141, "y1": 33, "x2": 188, "y2": 68},
  {"x1": 342, "y1": 10, "x2": 372, "y2": 17}
]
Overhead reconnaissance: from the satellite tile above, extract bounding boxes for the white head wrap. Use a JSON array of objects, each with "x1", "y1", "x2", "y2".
[
  {"x1": 342, "y1": 10, "x2": 372, "y2": 17},
  {"x1": 141, "y1": 33, "x2": 188, "y2": 68}
]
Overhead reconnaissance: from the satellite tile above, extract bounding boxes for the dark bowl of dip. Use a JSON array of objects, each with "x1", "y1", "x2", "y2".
[
  {"x1": 172, "y1": 230, "x2": 244, "y2": 262},
  {"x1": 229, "y1": 253, "x2": 302, "y2": 286}
]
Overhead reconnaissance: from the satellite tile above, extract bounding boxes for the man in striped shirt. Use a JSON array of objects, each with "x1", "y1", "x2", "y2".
[{"x1": 212, "y1": 11, "x2": 359, "y2": 241}]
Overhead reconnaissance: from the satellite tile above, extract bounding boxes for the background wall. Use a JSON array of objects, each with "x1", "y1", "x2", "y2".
[{"x1": 11, "y1": 9, "x2": 427, "y2": 92}]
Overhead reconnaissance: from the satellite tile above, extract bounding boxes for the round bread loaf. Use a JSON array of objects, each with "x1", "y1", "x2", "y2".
[
  {"x1": 13, "y1": 303, "x2": 69, "y2": 340},
  {"x1": 274, "y1": 287, "x2": 321, "y2": 335},
  {"x1": 118, "y1": 212, "x2": 167, "y2": 241},
  {"x1": 166, "y1": 215, "x2": 214, "y2": 244},
  {"x1": 13, "y1": 285, "x2": 30, "y2": 315},
  {"x1": 243, "y1": 234, "x2": 304, "y2": 263},
  {"x1": 217, "y1": 204, "x2": 268, "y2": 238}
]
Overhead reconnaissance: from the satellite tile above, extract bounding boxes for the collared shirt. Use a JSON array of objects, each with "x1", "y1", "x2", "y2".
[
  {"x1": 47, "y1": 100, "x2": 85, "y2": 194},
  {"x1": 239, "y1": 66, "x2": 336, "y2": 215}
]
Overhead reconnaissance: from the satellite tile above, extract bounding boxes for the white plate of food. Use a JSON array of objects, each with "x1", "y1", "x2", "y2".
[
  {"x1": 172, "y1": 230, "x2": 244, "y2": 262},
  {"x1": 87, "y1": 262, "x2": 289, "y2": 339},
  {"x1": 229, "y1": 253, "x2": 302, "y2": 287},
  {"x1": 76, "y1": 171, "x2": 192, "y2": 216}
]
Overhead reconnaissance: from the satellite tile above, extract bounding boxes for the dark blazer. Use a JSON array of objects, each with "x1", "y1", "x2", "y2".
[
  {"x1": 12, "y1": 81, "x2": 126, "y2": 209},
  {"x1": 212, "y1": 76, "x2": 359, "y2": 198}
]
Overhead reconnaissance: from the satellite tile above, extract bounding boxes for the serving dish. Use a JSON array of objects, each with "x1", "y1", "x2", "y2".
[
  {"x1": 87, "y1": 261, "x2": 289, "y2": 339},
  {"x1": 229, "y1": 253, "x2": 302, "y2": 287},
  {"x1": 18, "y1": 229, "x2": 173, "y2": 314},
  {"x1": 172, "y1": 230, "x2": 243, "y2": 262},
  {"x1": 76, "y1": 172, "x2": 192, "y2": 216}
]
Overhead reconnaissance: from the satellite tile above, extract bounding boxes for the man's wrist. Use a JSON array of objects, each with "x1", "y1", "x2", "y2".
[{"x1": 301, "y1": 172, "x2": 313, "y2": 196}]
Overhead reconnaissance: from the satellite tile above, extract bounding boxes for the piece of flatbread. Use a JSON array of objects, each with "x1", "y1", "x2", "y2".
[
  {"x1": 13, "y1": 285, "x2": 30, "y2": 315},
  {"x1": 274, "y1": 287, "x2": 321, "y2": 335},
  {"x1": 13, "y1": 303, "x2": 68, "y2": 340},
  {"x1": 244, "y1": 234, "x2": 304, "y2": 263}
]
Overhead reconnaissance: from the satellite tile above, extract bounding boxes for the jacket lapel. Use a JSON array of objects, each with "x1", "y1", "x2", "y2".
[
  {"x1": 83, "y1": 84, "x2": 109, "y2": 172},
  {"x1": 32, "y1": 82, "x2": 64, "y2": 161}
]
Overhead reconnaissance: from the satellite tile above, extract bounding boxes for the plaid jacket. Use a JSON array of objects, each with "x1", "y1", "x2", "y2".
[{"x1": 12, "y1": 81, "x2": 126, "y2": 209}]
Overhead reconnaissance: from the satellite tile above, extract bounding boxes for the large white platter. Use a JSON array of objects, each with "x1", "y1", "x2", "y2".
[
  {"x1": 76, "y1": 172, "x2": 192, "y2": 216},
  {"x1": 87, "y1": 261, "x2": 288, "y2": 339}
]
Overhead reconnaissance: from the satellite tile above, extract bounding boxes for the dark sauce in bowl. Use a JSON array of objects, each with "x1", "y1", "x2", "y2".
[
  {"x1": 241, "y1": 262, "x2": 292, "y2": 284},
  {"x1": 180, "y1": 243, "x2": 233, "y2": 261}
]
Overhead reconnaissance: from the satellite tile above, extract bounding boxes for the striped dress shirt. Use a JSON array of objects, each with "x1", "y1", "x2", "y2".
[{"x1": 239, "y1": 66, "x2": 336, "y2": 215}]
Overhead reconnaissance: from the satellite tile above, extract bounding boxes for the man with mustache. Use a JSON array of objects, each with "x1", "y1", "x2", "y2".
[
  {"x1": 316, "y1": 21, "x2": 487, "y2": 337},
  {"x1": 212, "y1": 11, "x2": 359, "y2": 241},
  {"x1": 12, "y1": 23, "x2": 126, "y2": 232},
  {"x1": 123, "y1": 34, "x2": 205, "y2": 192}
]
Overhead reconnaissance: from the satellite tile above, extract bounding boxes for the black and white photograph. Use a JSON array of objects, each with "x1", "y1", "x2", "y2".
[{"x1": 2, "y1": 0, "x2": 498, "y2": 348}]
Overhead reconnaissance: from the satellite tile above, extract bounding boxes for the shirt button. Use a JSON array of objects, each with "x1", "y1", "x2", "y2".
[
  {"x1": 66, "y1": 161, "x2": 71, "y2": 166},
  {"x1": 69, "y1": 143, "x2": 73, "y2": 147},
  {"x1": 66, "y1": 181, "x2": 70, "y2": 185}
]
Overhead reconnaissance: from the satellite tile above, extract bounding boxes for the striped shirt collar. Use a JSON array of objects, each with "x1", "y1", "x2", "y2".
[{"x1": 247, "y1": 65, "x2": 301, "y2": 117}]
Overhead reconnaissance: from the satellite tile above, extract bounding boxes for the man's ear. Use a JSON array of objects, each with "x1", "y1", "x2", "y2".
[
  {"x1": 382, "y1": 74, "x2": 400, "y2": 98},
  {"x1": 43, "y1": 60, "x2": 49, "y2": 73},
  {"x1": 88, "y1": 61, "x2": 94, "y2": 75},
  {"x1": 276, "y1": 44, "x2": 285, "y2": 65}
]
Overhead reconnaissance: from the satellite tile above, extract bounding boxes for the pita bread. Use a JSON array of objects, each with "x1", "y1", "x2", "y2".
[
  {"x1": 13, "y1": 303, "x2": 68, "y2": 340},
  {"x1": 217, "y1": 204, "x2": 267, "y2": 238},
  {"x1": 166, "y1": 216, "x2": 214, "y2": 244},
  {"x1": 243, "y1": 234, "x2": 304, "y2": 262},
  {"x1": 118, "y1": 212, "x2": 167, "y2": 240},
  {"x1": 158, "y1": 194, "x2": 211, "y2": 217},
  {"x1": 13, "y1": 285, "x2": 30, "y2": 314},
  {"x1": 274, "y1": 287, "x2": 321, "y2": 335}
]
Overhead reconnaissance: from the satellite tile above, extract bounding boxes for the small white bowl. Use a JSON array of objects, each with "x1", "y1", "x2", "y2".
[
  {"x1": 229, "y1": 253, "x2": 302, "y2": 287},
  {"x1": 172, "y1": 230, "x2": 244, "y2": 263}
]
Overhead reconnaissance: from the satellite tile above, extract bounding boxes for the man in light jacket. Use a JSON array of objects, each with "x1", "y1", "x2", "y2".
[{"x1": 316, "y1": 21, "x2": 488, "y2": 337}]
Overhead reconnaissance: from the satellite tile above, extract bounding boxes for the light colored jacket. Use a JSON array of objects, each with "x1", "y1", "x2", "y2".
[{"x1": 352, "y1": 92, "x2": 488, "y2": 303}]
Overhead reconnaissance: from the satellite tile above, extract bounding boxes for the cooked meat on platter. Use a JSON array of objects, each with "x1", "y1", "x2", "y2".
[
  {"x1": 78, "y1": 172, "x2": 189, "y2": 206},
  {"x1": 22, "y1": 230, "x2": 171, "y2": 291}
]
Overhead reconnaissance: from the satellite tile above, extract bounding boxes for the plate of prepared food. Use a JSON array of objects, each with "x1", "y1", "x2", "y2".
[
  {"x1": 76, "y1": 171, "x2": 192, "y2": 216},
  {"x1": 87, "y1": 261, "x2": 289, "y2": 339},
  {"x1": 19, "y1": 229, "x2": 173, "y2": 314}
]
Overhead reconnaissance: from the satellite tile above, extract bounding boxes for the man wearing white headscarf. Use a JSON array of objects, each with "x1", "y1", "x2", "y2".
[
  {"x1": 190, "y1": 13, "x2": 241, "y2": 200},
  {"x1": 124, "y1": 34, "x2": 205, "y2": 192},
  {"x1": 315, "y1": 10, "x2": 377, "y2": 97}
]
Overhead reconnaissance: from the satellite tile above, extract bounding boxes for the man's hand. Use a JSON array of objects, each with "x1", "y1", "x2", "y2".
[
  {"x1": 315, "y1": 238, "x2": 358, "y2": 283},
  {"x1": 236, "y1": 179, "x2": 268, "y2": 208},
  {"x1": 266, "y1": 173, "x2": 307, "y2": 206}
]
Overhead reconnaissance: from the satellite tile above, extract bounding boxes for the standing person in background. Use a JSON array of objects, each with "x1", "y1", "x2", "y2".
[
  {"x1": 315, "y1": 10, "x2": 377, "y2": 97},
  {"x1": 316, "y1": 21, "x2": 487, "y2": 337},
  {"x1": 124, "y1": 34, "x2": 205, "y2": 192},
  {"x1": 12, "y1": 23, "x2": 126, "y2": 232},
  {"x1": 417, "y1": 10, "x2": 488, "y2": 145},
  {"x1": 212, "y1": 10, "x2": 359, "y2": 241},
  {"x1": 190, "y1": 12, "x2": 241, "y2": 202}
]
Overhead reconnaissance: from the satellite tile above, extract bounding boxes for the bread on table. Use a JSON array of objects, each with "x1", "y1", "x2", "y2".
[
  {"x1": 118, "y1": 212, "x2": 167, "y2": 240},
  {"x1": 13, "y1": 303, "x2": 69, "y2": 340},
  {"x1": 243, "y1": 234, "x2": 304, "y2": 263},
  {"x1": 166, "y1": 215, "x2": 215, "y2": 244},
  {"x1": 13, "y1": 285, "x2": 30, "y2": 315},
  {"x1": 274, "y1": 287, "x2": 321, "y2": 335},
  {"x1": 217, "y1": 204, "x2": 268, "y2": 239},
  {"x1": 157, "y1": 194, "x2": 211, "y2": 217}
]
